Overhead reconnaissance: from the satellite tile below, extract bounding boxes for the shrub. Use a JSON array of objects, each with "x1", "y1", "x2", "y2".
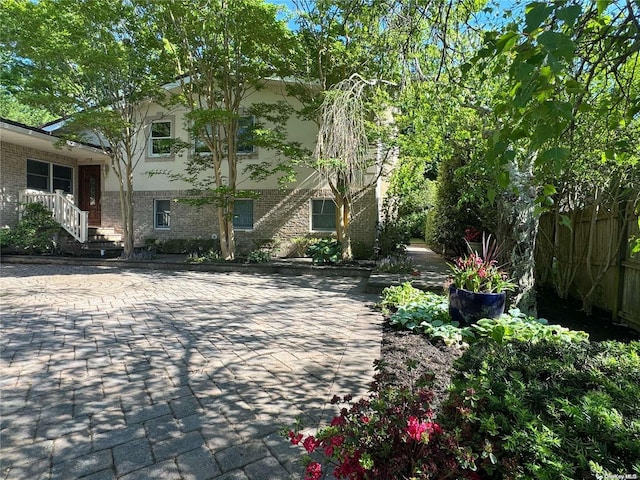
[
  {"x1": 148, "y1": 238, "x2": 219, "y2": 254},
  {"x1": 246, "y1": 249, "x2": 271, "y2": 263},
  {"x1": 306, "y1": 238, "x2": 341, "y2": 265},
  {"x1": 186, "y1": 249, "x2": 223, "y2": 264},
  {"x1": 286, "y1": 363, "x2": 477, "y2": 480},
  {"x1": 376, "y1": 220, "x2": 409, "y2": 257},
  {"x1": 1, "y1": 203, "x2": 61, "y2": 254},
  {"x1": 442, "y1": 340, "x2": 640, "y2": 479}
]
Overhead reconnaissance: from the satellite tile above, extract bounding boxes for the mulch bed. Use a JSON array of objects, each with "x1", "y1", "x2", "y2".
[{"x1": 379, "y1": 325, "x2": 464, "y2": 408}]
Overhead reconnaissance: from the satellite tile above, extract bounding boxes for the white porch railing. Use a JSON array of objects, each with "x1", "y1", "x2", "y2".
[{"x1": 19, "y1": 189, "x2": 88, "y2": 243}]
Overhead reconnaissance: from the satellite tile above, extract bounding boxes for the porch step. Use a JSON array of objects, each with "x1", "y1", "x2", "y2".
[
  {"x1": 88, "y1": 227, "x2": 122, "y2": 243},
  {"x1": 59, "y1": 226, "x2": 123, "y2": 258},
  {"x1": 84, "y1": 227, "x2": 123, "y2": 257}
]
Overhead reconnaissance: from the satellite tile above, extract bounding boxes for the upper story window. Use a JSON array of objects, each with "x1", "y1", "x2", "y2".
[
  {"x1": 233, "y1": 199, "x2": 254, "y2": 230},
  {"x1": 237, "y1": 116, "x2": 255, "y2": 154},
  {"x1": 149, "y1": 120, "x2": 172, "y2": 157},
  {"x1": 311, "y1": 199, "x2": 336, "y2": 231},
  {"x1": 194, "y1": 116, "x2": 255, "y2": 155},
  {"x1": 27, "y1": 159, "x2": 73, "y2": 194}
]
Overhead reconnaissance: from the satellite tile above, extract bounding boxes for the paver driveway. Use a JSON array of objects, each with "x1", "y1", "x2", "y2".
[{"x1": 0, "y1": 264, "x2": 382, "y2": 479}]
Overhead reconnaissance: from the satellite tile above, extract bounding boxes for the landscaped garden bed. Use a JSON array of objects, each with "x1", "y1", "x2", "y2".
[{"x1": 287, "y1": 282, "x2": 640, "y2": 480}]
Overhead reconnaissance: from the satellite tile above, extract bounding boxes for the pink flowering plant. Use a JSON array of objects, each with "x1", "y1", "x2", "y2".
[
  {"x1": 285, "y1": 364, "x2": 479, "y2": 479},
  {"x1": 450, "y1": 234, "x2": 515, "y2": 294}
]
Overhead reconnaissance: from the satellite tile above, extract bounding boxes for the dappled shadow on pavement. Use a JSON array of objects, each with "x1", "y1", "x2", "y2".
[{"x1": 0, "y1": 266, "x2": 381, "y2": 479}]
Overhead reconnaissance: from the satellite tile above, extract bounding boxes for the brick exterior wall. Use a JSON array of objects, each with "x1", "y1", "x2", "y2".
[
  {"x1": 104, "y1": 188, "x2": 378, "y2": 256},
  {"x1": 0, "y1": 141, "x2": 77, "y2": 227}
]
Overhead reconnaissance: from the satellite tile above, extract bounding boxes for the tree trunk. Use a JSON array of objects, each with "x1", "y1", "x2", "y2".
[
  {"x1": 335, "y1": 193, "x2": 353, "y2": 261},
  {"x1": 500, "y1": 154, "x2": 539, "y2": 317},
  {"x1": 216, "y1": 206, "x2": 235, "y2": 260}
]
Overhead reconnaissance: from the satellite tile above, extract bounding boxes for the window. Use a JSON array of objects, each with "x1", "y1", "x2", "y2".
[
  {"x1": 233, "y1": 199, "x2": 253, "y2": 230},
  {"x1": 193, "y1": 117, "x2": 255, "y2": 154},
  {"x1": 154, "y1": 199, "x2": 171, "y2": 229},
  {"x1": 237, "y1": 116, "x2": 255, "y2": 154},
  {"x1": 149, "y1": 120, "x2": 172, "y2": 157},
  {"x1": 27, "y1": 159, "x2": 73, "y2": 193},
  {"x1": 311, "y1": 199, "x2": 336, "y2": 231},
  {"x1": 194, "y1": 124, "x2": 213, "y2": 154}
]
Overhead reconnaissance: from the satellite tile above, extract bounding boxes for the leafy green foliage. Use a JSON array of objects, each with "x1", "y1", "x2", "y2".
[
  {"x1": 378, "y1": 282, "x2": 434, "y2": 314},
  {"x1": 0, "y1": 203, "x2": 61, "y2": 254},
  {"x1": 146, "y1": 238, "x2": 219, "y2": 255},
  {"x1": 246, "y1": 249, "x2": 271, "y2": 263},
  {"x1": 472, "y1": 309, "x2": 589, "y2": 344},
  {"x1": 0, "y1": 90, "x2": 54, "y2": 126},
  {"x1": 376, "y1": 219, "x2": 409, "y2": 257},
  {"x1": 380, "y1": 283, "x2": 589, "y2": 347},
  {"x1": 306, "y1": 238, "x2": 341, "y2": 265},
  {"x1": 443, "y1": 340, "x2": 640, "y2": 478},
  {"x1": 186, "y1": 249, "x2": 224, "y2": 264}
]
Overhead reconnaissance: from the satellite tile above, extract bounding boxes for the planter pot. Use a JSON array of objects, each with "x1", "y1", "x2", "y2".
[{"x1": 448, "y1": 285, "x2": 506, "y2": 326}]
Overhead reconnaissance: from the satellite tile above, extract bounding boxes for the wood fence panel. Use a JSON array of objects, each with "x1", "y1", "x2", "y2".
[
  {"x1": 536, "y1": 200, "x2": 639, "y2": 332},
  {"x1": 620, "y1": 217, "x2": 640, "y2": 330}
]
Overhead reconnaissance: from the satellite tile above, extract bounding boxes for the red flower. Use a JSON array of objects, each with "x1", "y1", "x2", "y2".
[
  {"x1": 305, "y1": 461, "x2": 322, "y2": 480},
  {"x1": 288, "y1": 431, "x2": 303, "y2": 445},
  {"x1": 406, "y1": 417, "x2": 442, "y2": 442},
  {"x1": 330, "y1": 415, "x2": 346, "y2": 426},
  {"x1": 303, "y1": 435, "x2": 319, "y2": 453}
]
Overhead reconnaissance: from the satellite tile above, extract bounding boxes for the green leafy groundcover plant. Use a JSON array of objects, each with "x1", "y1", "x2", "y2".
[
  {"x1": 380, "y1": 283, "x2": 589, "y2": 346},
  {"x1": 442, "y1": 340, "x2": 640, "y2": 479},
  {"x1": 306, "y1": 238, "x2": 341, "y2": 265}
]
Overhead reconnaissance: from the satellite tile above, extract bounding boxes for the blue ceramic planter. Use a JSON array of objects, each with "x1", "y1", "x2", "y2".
[{"x1": 448, "y1": 285, "x2": 506, "y2": 326}]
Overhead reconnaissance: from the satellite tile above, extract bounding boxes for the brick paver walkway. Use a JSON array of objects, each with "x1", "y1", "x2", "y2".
[{"x1": 0, "y1": 265, "x2": 382, "y2": 479}]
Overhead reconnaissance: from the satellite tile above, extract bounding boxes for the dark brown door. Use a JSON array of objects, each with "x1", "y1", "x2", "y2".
[{"x1": 79, "y1": 165, "x2": 101, "y2": 226}]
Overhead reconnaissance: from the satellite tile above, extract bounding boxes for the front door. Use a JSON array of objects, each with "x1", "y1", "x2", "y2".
[{"x1": 79, "y1": 165, "x2": 101, "y2": 226}]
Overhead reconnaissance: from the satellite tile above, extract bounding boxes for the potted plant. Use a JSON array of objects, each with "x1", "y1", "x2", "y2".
[{"x1": 448, "y1": 235, "x2": 515, "y2": 325}]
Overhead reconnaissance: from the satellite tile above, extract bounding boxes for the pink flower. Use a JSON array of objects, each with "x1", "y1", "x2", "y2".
[
  {"x1": 406, "y1": 416, "x2": 442, "y2": 442},
  {"x1": 303, "y1": 435, "x2": 319, "y2": 453},
  {"x1": 406, "y1": 416, "x2": 428, "y2": 441},
  {"x1": 361, "y1": 416, "x2": 370, "y2": 423},
  {"x1": 288, "y1": 431, "x2": 303, "y2": 445},
  {"x1": 305, "y1": 461, "x2": 322, "y2": 480}
]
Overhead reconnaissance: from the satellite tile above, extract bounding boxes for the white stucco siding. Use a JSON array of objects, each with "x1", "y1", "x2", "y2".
[{"x1": 103, "y1": 81, "x2": 323, "y2": 193}]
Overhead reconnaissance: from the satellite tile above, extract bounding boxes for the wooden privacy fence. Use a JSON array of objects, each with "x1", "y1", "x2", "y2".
[{"x1": 536, "y1": 199, "x2": 640, "y2": 332}]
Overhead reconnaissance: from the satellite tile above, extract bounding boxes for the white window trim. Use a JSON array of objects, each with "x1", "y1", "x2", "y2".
[
  {"x1": 26, "y1": 158, "x2": 74, "y2": 194},
  {"x1": 154, "y1": 199, "x2": 171, "y2": 230},
  {"x1": 148, "y1": 119, "x2": 173, "y2": 158},
  {"x1": 310, "y1": 198, "x2": 337, "y2": 232}
]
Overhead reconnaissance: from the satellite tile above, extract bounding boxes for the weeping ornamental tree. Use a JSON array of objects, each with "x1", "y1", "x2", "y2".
[{"x1": 313, "y1": 76, "x2": 394, "y2": 261}]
